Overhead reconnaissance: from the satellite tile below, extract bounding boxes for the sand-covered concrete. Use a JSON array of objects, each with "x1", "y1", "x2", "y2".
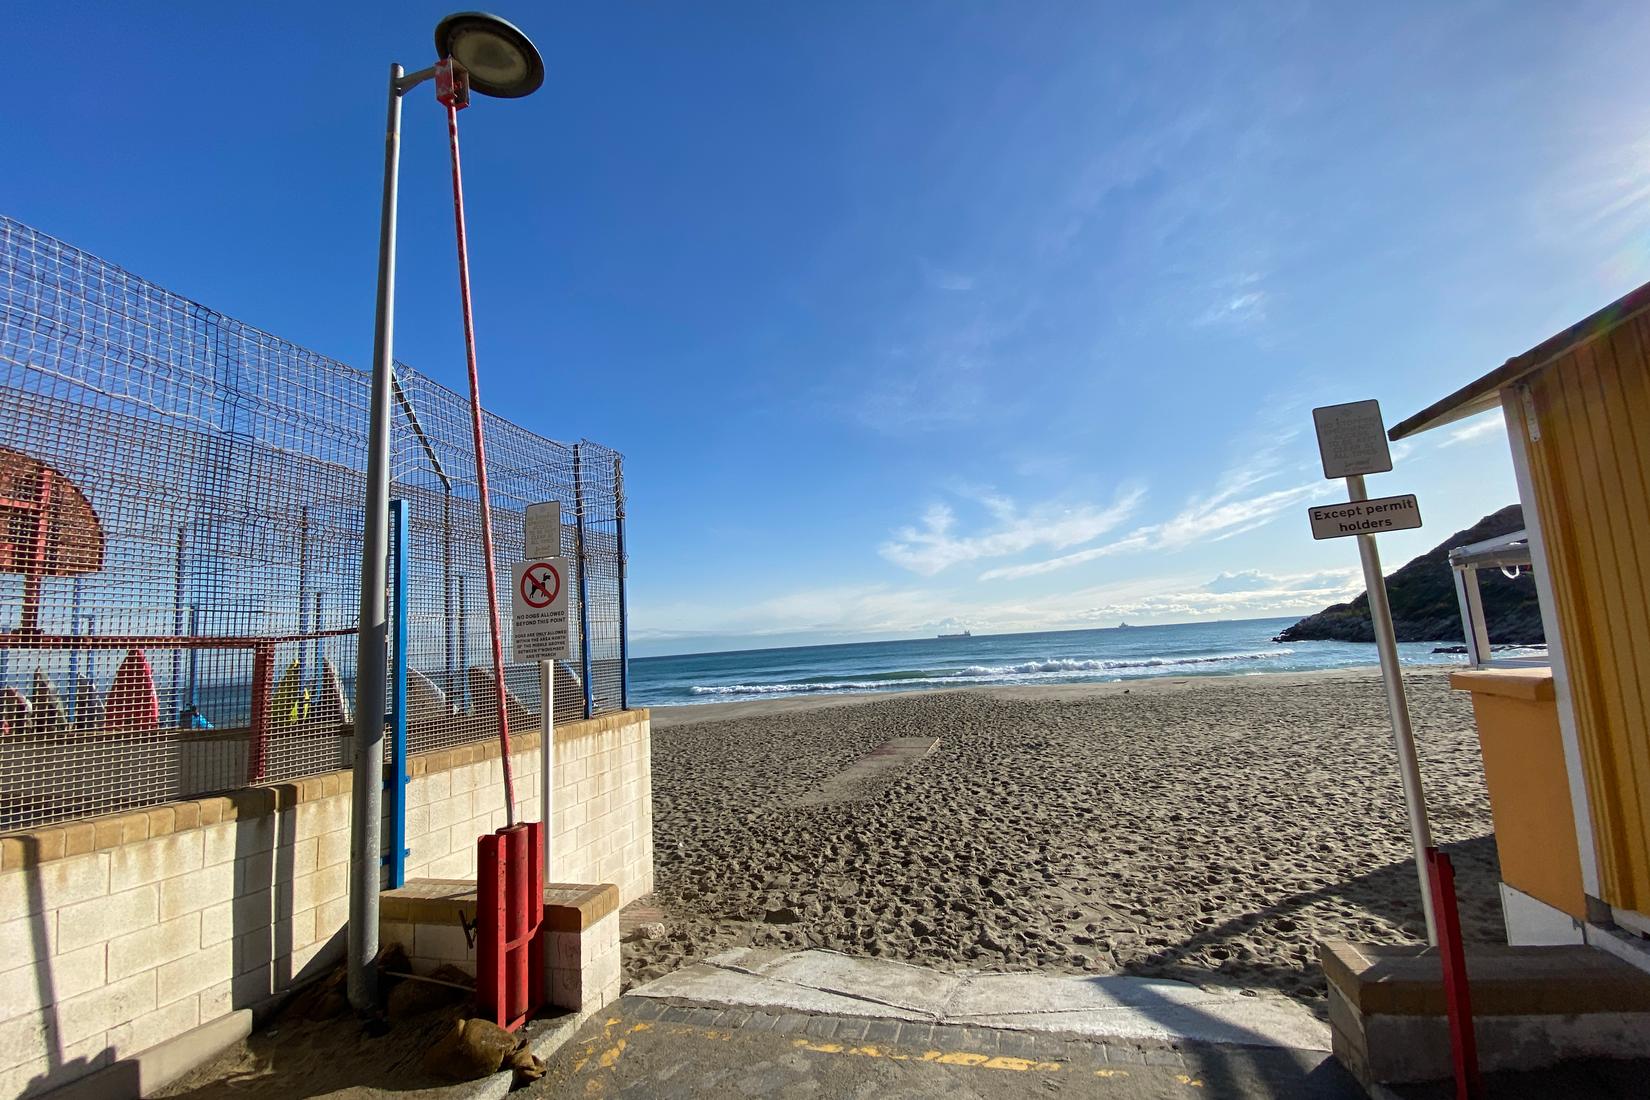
[{"x1": 627, "y1": 667, "x2": 1501, "y2": 1015}]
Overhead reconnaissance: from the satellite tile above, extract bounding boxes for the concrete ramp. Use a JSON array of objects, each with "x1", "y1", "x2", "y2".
[
  {"x1": 795, "y1": 737, "x2": 940, "y2": 806},
  {"x1": 632, "y1": 947, "x2": 1330, "y2": 1052}
]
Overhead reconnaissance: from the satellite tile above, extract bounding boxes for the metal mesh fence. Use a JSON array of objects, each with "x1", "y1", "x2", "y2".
[{"x1": 0, "y1": 216, "x2": 628, "y2": 832}]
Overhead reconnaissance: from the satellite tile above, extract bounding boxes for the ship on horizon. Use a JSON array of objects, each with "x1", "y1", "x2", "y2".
[{"x1": 937, "y1": 629, "x2": 972, "y2": 639}]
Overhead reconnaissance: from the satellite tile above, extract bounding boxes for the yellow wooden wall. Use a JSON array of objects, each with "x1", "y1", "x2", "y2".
[{"x1": 1513, "y1": 315, "x2": 1650, "y2": 916}]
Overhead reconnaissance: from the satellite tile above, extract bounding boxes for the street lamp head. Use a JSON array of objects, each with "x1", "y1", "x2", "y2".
[{"x1": 434, "y1": 12, "x2": 543, "y2": 98}]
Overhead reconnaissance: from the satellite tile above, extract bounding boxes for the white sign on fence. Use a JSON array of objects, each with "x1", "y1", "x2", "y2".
[
  {"x1": 524, "y1": 501, "x2": 563, "y2": 559},
  {"x1": 1313, "y1": 400, "x2": 1393, "y2": 479},
  {"x1": 510, "y1": 556, "x2": 570, "y2": 661},
  {"x1": 1308, "y1": 494, "x2": 1422, "y2": 540}
]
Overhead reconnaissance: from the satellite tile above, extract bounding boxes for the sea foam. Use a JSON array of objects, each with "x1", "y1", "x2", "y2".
[{"x1": 687, "y1": 648, "x2": 1293, "y2": 698}]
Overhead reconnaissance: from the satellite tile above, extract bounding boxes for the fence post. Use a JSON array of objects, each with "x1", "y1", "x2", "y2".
[
  {"x1": 387, "y1": 498, "x2": 409, "y2": 889},
  {"x1": 614, "y1": 456, "x2": 629, "y2": 710},
  {"x1": 248, "y1": 641, "x2": 275, "y2": 783},
  {"x1": 573, "y1": 444, "x2": 594, "y2": 720},
  {"x1": 171, "y1": 527, "x2": 186, "y2": 717}
]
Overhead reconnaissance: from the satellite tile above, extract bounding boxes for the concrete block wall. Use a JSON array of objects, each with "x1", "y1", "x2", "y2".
[
  {"x1": 549, "y1": 911, "x2": 621, "y2": 1015},
  {"x1": 405, "y1": 709, "x2": 654, "y2": 906},
  {"x1": 380, "y1": 881, "x2": 622, "y2": 1017},
  {"x1": 0, "y1": 708, "x2": 651, "y2": 1099}
]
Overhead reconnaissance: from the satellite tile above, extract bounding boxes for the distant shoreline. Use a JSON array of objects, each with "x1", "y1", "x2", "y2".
[{"x1": 649, "y1": 662, "x2": 1454, "y2": 727}]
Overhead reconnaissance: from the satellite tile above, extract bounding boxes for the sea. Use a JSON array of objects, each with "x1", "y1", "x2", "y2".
[{"x1": 628, "y1": 616, "x2": 1545, "y2": 708}]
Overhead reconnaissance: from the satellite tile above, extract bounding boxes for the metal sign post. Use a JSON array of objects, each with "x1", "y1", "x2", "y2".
[
  {"x1": 524, "y1": 502, "x2": 565, "y2": 880},
  {"x1": 1346, "y1": 472, "x2": 1437, "y2": 944},
  {"x1": 1311, "y1": 401, "x2": 1438, "y2": 945},
  {"x1": 511, "y1": 554, "x2": 571, "y2": 881},
  {"x1": 540, "y1": 660, "x2": 555, "y2": 880}
]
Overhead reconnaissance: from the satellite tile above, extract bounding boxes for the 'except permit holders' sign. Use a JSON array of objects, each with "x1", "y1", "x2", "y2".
[
  {"x1": 1313, "y1": 400, "x2": 1393, "y2": 480},
  {"x1": 510, "y1": 556, "x2": 571, "y2": 661},
  {"x1": 1308, "y1": 495, "x2": 1422, "y2": 540}
]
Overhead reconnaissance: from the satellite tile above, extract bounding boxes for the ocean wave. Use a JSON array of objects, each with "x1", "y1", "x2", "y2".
[
  {"x1": 686, "y1": 649, "x2": 1294, "y2": 698},
  {"x1": 689, "y1": 675, "x2": 967, "y2": 697},
  {"x1": 953, "y1": 650, "x2": 1290, "y2": 676}
]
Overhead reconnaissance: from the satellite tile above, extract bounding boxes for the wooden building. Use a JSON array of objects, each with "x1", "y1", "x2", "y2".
[{"x1": 1391, "y1": 282, "x2": 1650, "y2": 960}]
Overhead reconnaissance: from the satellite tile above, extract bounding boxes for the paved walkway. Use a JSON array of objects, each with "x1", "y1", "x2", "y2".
[
  {"x1": 527, "y1": 997, "x2": 1361, "y2": 1099},
  {"x1": 794, "y1": 737, "x2": 942, "y2": 806},
  {"x1": 628, "y1": 948, "x2": 1330, "y2": 1049},
  {"x1": 525, "y1": 948, "x2": 1362, "y2": 1098}
]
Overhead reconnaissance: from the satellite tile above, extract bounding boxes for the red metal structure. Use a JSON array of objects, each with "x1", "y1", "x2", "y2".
[
  {"x1": 437, "y1": 56, "x2": 548, "y2": 1028},
  {"x1": 1426, "y1": 846, "x2": 1483, "y2": 1100},
  {"x1": 439, "y1": 56, "x2": 518, "y2": 823},
  {"x1": 0, "y1": 449, "x2": 104, "y2": 635},
  {"x1": 477, "y1": 821, "x2": 545, "y2": 1030},
  {"x1": 0, "y1": 628, "x2": 355, "y2": 782}
]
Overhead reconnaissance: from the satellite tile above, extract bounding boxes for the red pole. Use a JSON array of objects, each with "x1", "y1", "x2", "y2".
[
  {"x1": 248, "y1": 641, "x2": 275, "y2": 782},
  {"x1": 1427, "y1": 847, "x2": 1483, "y2": 1099},
  {"x1": 444, "y1": 97, "x2": 517, "y2": 824}
]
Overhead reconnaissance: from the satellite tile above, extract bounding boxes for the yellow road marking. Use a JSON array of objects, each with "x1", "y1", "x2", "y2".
[
  {"x1": 570, "y1": 1015, "x2": 1178, "y2": 1085},
  {"x1": 926, "y1": 1051, "x2": 990, "y2": 1066},
  {"x1": 981, "y1": 1055, "x2": 1062, "y2": 1071}
]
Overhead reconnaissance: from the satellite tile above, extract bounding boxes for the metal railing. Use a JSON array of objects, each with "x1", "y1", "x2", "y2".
[{"x1": 1449, "y1": 528, "x2": 1545, "y2": 669}]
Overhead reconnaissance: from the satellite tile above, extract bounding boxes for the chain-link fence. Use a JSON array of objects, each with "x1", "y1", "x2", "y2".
[{"x1": 0, "y1": 216, "x2": 629, "y2": 832}]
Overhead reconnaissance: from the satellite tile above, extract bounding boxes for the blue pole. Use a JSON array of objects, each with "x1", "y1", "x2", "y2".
[
  {"x1": 614, "y1": 457, "x2": 629, "y2": 711},
  {"x1": 386, "y1": 498, "x2": 409, "y2": 888},
  {"x1": 573, "y1": 445, "x2": 594, "y2": 720}
]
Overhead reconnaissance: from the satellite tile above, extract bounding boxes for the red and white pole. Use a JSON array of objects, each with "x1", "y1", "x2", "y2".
[{"x1": 441, "y1": 60, "x2": 516, "y2": 823}]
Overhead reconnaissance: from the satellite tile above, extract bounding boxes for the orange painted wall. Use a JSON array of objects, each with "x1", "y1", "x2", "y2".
[
  {"x1": 1510, "y1": 318, "x2": 1650, "y2": 915},
  {"x1": 1452, "y1": 670, "x2": 1585, "y2": 919}
]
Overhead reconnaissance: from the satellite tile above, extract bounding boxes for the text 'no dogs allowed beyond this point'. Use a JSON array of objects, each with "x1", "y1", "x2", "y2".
[{"x1": 510, "y1": 555, "x2": 571, "y2": 660}]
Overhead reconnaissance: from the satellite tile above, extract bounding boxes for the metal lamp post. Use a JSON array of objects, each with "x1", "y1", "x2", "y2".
[{"x1": 350, "y1": 10, "x2": 544, "y2": 1015}]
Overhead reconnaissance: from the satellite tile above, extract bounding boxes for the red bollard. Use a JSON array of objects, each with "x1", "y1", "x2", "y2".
[
  {"x1": 1426, "y1": 847, "x2": 1483, "y2": 1100},
  {"x1": 476, "y1": 821, "x2": 546, "y2": 1030}
]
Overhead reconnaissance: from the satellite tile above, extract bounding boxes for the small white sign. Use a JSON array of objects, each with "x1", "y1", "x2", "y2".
[
  {"x1": 1309, "y1": 494, "x2": 1423, "y2": 540},
  {"x1": 524, "y1": 502, "x2": 563, "y2": 559},
  {"x1": 510, "y1": 556, "x2": 570, "y2": 661},
  {"x1": 1313, "y1": 400, "x2": 1393, "y2": 479}
]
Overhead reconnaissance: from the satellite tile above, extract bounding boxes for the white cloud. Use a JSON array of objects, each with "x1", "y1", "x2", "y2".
[
  {"x1": 1196, "y1": 289, "x2": 1266, "y2": 326},
  {"x1": 881, "y1": 486, "x2": 1146, "y2": 576},
  {"x1": 633, "y1": 567, "x2": 1362, "y2": 650},
  {"x1": 634, "y1": 583, "x2": 959, "y2": 644},
  {"x1": 981, "y1": 472, "x2": 1320, "y2": 581},
  {"x1": 1438, "y1": 414, "x2": 1504, "y2": 448},
  {"x1": 1203, "y1": 568, "x2": 1358, "y2": 594}
]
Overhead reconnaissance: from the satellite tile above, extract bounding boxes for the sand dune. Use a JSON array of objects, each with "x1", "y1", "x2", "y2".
[{"x1": 627, "y1": 667, "x2": 1500, "y2": 1016}]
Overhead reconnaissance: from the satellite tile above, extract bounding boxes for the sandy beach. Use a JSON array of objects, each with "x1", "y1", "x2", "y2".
[{"x1": 626, "y1": 667, "x2": 1501, "y2": 1015}]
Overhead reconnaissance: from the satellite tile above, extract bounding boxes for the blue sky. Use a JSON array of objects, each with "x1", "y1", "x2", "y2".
[{"x1": 8, "y1": 3, "x2": 1650, "y2": 655}]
